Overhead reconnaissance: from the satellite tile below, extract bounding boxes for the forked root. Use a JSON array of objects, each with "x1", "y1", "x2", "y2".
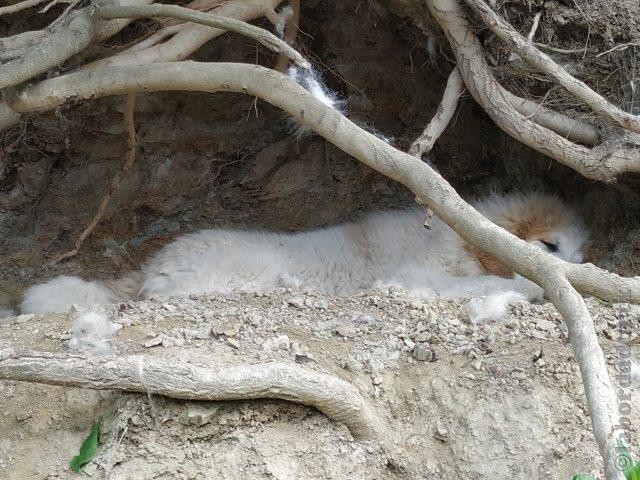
[
  {"x1": 426, "y1": 0, "x2": 640, "y2": 184},
  {"x1": 0, "y1": 349, "x2": 382, "y2": 440}
]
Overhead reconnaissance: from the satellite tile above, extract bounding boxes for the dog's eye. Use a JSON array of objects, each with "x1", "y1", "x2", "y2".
[{"x1": 541, "y1": 240, "x2": 558, "y2": 252}]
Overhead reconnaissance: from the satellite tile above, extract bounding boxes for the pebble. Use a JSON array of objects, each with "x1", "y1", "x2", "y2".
[
  {"x1": 413, "y1": 343, "x2": 433, "y2": 362},
  {"x1": 144, "y1": 335, "x2": 163, "y2": 348},
  {"x1": 274, "y1": 335, "x2": 290, "y2": 350},
  {"x1": 335, "y1": 325, "x2": 357, "y2": 338},
  {"x1": 535, "y1": 319, "x2": 556, "y2": 331},
  {"x1": 286, "y1": 297, "x2": 305, "y2": 308}
]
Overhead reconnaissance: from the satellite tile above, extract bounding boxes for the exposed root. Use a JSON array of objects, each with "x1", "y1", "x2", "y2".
[
  {"x1": 500, "y1": 86, "x2": 598, "y2": 145},
  {"x1": 0, "y1": 349, "x2": 382, "y2": 440},
  {"x1": 50, "y1": 93, "x2": 137, "y2": 265},
  {"x1": 463, "y1": 0, "x2": 640, "y2": 134},
  {"x1": 409, "y1": 67, "x2": 465, "y2": 158},
  {"x1": 273, "y1": 0, "x2": 301, "y2": 72},
  {"x1": 84, "y1": 0, "x2": 284, "y2": 70},
  {"x1": 0, "y1": 9, "x2": 94, "y2": 90},
  {"x1": 98, "y1": 3, "x2": 309, "y2": 69},
  {"x1": 426, "y1": 0, "x2": 640, "y2": 184},
  {"x1": 0, "y1": 0, "x2": 49, "y2": 16}
]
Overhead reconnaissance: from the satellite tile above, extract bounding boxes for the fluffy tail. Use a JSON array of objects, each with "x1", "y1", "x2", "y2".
[{"x1": 20, "y1": 272, "x2": 143, "y2": 314}]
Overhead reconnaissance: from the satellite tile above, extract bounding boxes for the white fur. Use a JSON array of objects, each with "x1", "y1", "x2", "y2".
[
  {"x1": 69, "y1": 310, "x2": 120, "y2": 353},
  {"x1": 18, "y1": 193, "x2": 587, "y2": 315},
  {"x1": 465, "y1": 291, "x2": 527, "y2": 324},
  {"x1": 20, "y1": 275, "x2": 120, "y2": 314},
  {"x1": 288, "y1": 66, "x2": 345, "y2": 112}
]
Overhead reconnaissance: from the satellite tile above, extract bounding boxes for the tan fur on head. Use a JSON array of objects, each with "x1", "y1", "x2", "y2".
[{"x1": 465, "y1": 192, "x2": 588, "y2": 276}]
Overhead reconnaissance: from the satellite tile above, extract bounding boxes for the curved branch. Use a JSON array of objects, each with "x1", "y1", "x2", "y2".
[
  {"x1": 501, "y1": 86, "x2": 598, "y2": 146},
  {"x1": 426, "y1": 0, "x2": 640, "y2": 184},
  {"x1": 4, "y1": 61, "x2": 634, "y2": 479},
  {"x1": 84, "y1": 0, "x2": 284, "y2": 69},
  {"x1": 0, "y1": 9, "x2": 95, "y2": 90},
  {"x1": 409, "y1": 66, "x2": 465, "y2": 157},
  {"x1": 0, "y1": 0, "x2": 49, "y2": 16},
  {"x1": 0, "y1": 349, "x2": 381, "y2": 440},
  {"x1": 463, "y1": 0, "x2": 640, "y2": 134},
  {"x1": 98, "y1": 3, "x2": 309, "y2": 69}
]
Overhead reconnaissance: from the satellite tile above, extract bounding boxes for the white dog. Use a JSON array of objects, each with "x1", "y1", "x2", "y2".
[{"x1": 18, "y1": 192, "x2": 587, "y2": 315}]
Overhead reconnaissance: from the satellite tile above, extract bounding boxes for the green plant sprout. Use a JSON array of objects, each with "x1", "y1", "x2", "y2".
[{"x1": 69, "y1": 423, "x2": 100, "y2": 473}]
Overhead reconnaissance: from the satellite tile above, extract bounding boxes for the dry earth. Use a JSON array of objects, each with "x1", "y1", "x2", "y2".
[{"x1": 1, "y1": 289, "x2": 639, "y2": 480}]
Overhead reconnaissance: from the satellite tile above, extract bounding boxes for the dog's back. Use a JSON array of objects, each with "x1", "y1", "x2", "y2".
[{"x1": 15, "y1": 192, "x2": 587, "y2": 314}]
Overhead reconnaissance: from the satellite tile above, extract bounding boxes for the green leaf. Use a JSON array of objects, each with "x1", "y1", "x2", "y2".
[
  {"x1": 69, "y1": 423, "x2": 100, "y2": 473},
  {"x1": 573, "y1": 474, "x2": 596, "y2": 480},
  {"x1": 627, "y1": 462, "x2": 640, "y2": 480},
  {"x1": 618, "y1": 443, "x2": 636, "y2": 479}
]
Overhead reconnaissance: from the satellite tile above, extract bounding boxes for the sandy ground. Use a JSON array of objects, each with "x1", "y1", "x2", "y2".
[{"x1": 0, "y1": 289, "x2": 639, "y2": 480}]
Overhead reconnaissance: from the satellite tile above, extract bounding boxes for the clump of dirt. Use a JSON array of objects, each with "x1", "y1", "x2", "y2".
[{"x1": 1, "y1": 289, "x2": 638, "y2": 479}]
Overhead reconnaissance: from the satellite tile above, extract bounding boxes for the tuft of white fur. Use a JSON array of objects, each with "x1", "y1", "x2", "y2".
[
  {"x1": 465, "y1": 291, "x2": 526, "y2": 324},
  {"x1": 287, "y1": 66, "x2": 346, "y2": 112},
  {"x1": 20, "y1": 275, "x2": 119, "y2": 314},
  {"x1": 69, "y1": 310, "x2": 120, "y2": 353}
]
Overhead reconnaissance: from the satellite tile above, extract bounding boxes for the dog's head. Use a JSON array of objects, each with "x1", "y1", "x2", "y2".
[{"x1": 468, "y1": 192, "x2": 589, "y2": 277}]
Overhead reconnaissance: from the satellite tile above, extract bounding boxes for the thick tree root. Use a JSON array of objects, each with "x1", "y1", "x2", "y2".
[{"x1": 0, "y1": 349, "x2": 382, "y2": 441}]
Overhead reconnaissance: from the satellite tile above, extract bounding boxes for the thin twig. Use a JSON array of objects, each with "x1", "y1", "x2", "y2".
[
  {"x1": 526, "y1": 9, "x2": 542, "y2": 43},
  {"x1": 51, "y1": 93, "x2": 137, "y2": 265}
]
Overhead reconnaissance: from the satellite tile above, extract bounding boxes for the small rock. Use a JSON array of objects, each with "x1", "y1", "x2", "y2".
[
  {"x1": 413, "y1": 343, "x2": 436, "y2": 362},
  {"x1": 371, "y1": 375, "x2": 384, "y2": 385},
  {"x1": 335, "y1": 325, "x2": 357, "y2": 338},
  {"x1": 181, "y1": 406, "x2": 218, "y2": 427},
  {"x1": 144, "y1": 335, "x2": 163, "y2": 348},
  {"x1": 534, "y1": 357, "x2": 546, "y2": 368},
  {"x1": 553, "y1": 444, "x2": 568, "y2": 459},
  {"x1": 435, "y1": 425, "x2": 449, "y2": 441},
  {"x1": 274, "y1": 334, "x2": 290, "y2": 350},
  {"x1": 226, "y1": 338, "x2": 240, "y2": 349},
  {"x1": 286, "y1": 297, "x2": 305, "y2": 308},
  {"x1": 15, "y1": 412, "x2": 32, "y2": 422},
  {"x1": 14, "y1": 314, "x2": 34, "y2": 324},
  {"x1": 535, "y1": 319, "x2": 556, "y2": 331}
]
